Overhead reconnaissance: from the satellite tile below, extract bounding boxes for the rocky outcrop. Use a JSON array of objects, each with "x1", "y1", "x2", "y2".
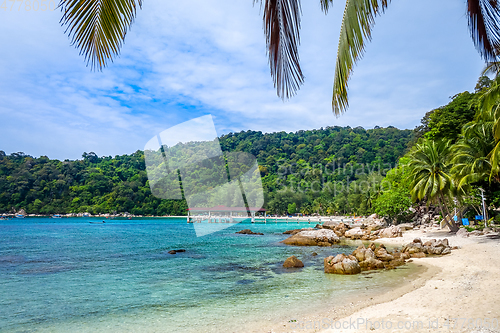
[
  {"x1": 342, "y1": 226, "x2": 380, "y2": 241},
  {"x1": 398, "y1": 223, "x2": 415, "y2": 231},
  {"x1": 282, "y1": 229, "x2": 340, "y2": 246},
  {"x1": 325, "y1": 243, "x2": 407, "y2": 275},
  {"x1": 333, "y1": 222, "x2": 350, "y2": 237},
  {"x1": 283, "y1": 228, "x2": 314, "y2": 235},
  {"x1": 344, "y1": 227, "x2": 365, "y2": 239},
  {"x1": 377, "y1": 225, "x2": 403, "y2": 238},
  {"x1": 364, "y1": 214, "x2": 387, "y2": 231},
  {"x1": 324, "y1": 254, "x2": 361, "y2": 274},
  {"x1": 321, "y1": 221, "x2": 350, "y2": 237},
  {"x1": 401, "y1": 238, "x2": 453, "y2": 257},
  {"x1": 283, "y1": 255, "x2": 304, "y2": 268},
  {"x1": 236, "y1": 229, "x2": 264, "y2": 235}
]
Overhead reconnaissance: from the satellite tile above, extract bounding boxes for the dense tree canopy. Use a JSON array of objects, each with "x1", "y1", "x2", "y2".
[{"x1": 0, "y1": 126, "x2": 413, "y2": 216}]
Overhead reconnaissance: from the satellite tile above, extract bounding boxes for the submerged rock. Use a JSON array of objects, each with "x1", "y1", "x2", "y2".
[
  {"x1": 168, "y1": 249, "x2": 186, "y2": 254},
  {"x1": 283, "y1": 255, "x2": 304, "y2": 268},
  {"x1": 236, "y1": 229, "x2": 264, "y2": 235}
]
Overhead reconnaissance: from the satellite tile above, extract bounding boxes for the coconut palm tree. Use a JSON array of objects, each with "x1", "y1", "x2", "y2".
[
  {"x1": 451, "y1": 117, "x2": 496, "y2": 188},
  {"x1": 407, "y1": 139, "x2": 458, "y2": 232}
]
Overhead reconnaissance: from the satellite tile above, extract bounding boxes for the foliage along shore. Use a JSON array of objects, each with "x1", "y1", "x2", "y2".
[{"x1": 0, "y1": 125, "x2": 412, "y2": 216}]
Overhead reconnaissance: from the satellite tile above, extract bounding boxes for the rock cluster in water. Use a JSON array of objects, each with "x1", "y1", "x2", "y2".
[{"x1": 236, "y1": 229, "x2": 264, "y2": 235}]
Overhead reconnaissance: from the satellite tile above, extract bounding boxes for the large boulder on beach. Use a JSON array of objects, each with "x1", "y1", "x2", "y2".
[
  {"x1": 330, "y1": 222, "x2": 349, "y2": 237},
  {"x1": 359, "y1": 257, "x2": 386, "y2": 270},
  {"x1": 374, "y1": 246, "x2": 395, "y2": 262},
  {"x1": 283, "y1": 256, "x2": 304, "y2": 268},
  {"x1": 351, "y1": 244, "x2": 402, "y2": 270},
  {"x1": 457, "y1": 228, "x2": 469, "y2": 238},
  {"x1": 321, "y1": 220, "x2": 336, "y2": 230},
  {"x1": 281, "y1": 229, "x2": 340, "y2": 246},
  {"x1": 364, "y1": 215, "x2": 386, "y2": 231},
  {"x1": 324, "y1": 254, "x2": 361, "y2": 275},
  {"x1": 398, "y1": 223, "x2": 415, "y2": 231},
  {"x1": 402, "y1": 238, "x2": 453, "y2": 257},
  {"x1": 344, "y1": 227, "x2": 365, "y2": 239},
  {"x1": 378, "y1": 225, "x2": 402, "y2": 238},
  {"x1": 352, "y1": 245, "x2": 375, "y2": 262}
]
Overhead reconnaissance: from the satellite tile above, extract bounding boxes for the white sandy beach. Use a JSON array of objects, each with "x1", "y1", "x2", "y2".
[{"x1": 264, "y1": 227, "x2": 500, "y2": 333}]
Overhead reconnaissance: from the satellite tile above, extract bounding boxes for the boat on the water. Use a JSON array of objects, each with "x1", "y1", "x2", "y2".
[
  {"x1": 89, "y1": 221, "x2": 105, "y2": 224},
  {"x1": 52, "y1": 214, "x2": 62, "y2": 218},
  {"x1": 16, "y1": 214, "x2": 25, "y2": 218}
]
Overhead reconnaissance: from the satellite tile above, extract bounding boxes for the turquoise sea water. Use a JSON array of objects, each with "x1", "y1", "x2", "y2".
[{"x1": 0, "y1": 218, "x2": 419, "y2": 332}]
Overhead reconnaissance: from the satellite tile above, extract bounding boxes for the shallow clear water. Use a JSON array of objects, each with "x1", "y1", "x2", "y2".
[{"x1": 0, "y1": 218, "x2": 419, "y2": 332}]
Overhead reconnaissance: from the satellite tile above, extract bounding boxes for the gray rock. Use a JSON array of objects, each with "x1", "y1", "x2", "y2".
[
  {"x1": 283, "y1": 256, "x2": 304, "y2": 268},
  {"x1": 456, "y1": 228, "x2": 469, "y2": 238},
  {"x1": 282, "y1": 229, "x2": 340, "y2": 246},
  {"x1": 324, "y1": 254, "x2": 361, "y2": 275}
]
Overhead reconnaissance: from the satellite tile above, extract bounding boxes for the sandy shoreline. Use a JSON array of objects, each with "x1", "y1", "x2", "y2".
[{"x1": 263, "y1": 228, "x2": 500, "y2": 333}]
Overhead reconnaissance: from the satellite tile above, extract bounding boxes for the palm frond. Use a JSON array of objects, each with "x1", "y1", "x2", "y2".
[
  {"x1": 60, "y1": 0, "x2": 142, "y2": 70},
  {"x1": 482, "y1": 61, "x2": 500, "y2": 75},
  {"x1": 467, "y1": 0, "x2": 500, "y2": 62},
  {"x1": 332, "y1": 0, "x2": 389, "y2": 115},
  {"x1": 256, "y1": 0, "x2": 304, "y2": 99},
  {"x1": 320, "y1": 0, "x2": 334, "y2": 13}
]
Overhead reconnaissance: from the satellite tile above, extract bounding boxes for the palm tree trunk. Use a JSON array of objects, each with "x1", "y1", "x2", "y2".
[{"x1": 437, "y1": 192, "x2": 458, "y2": 233}]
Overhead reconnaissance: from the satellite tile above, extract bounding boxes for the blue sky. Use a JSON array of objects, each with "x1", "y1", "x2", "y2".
[{"x1": 0, "y1": 0, "x2": 486, "y2": 160}]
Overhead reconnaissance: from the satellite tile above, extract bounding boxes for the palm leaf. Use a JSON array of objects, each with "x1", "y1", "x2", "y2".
[
  {"x1": 467, "y1": 0, "x2": 500, "y2": 62},
  {"x1": 320, "y1": 0, "x2": 334, "y2": 12},
  {"x1": 256, "y1": 0, "x2": 304, "y2": 99},
  {"x1": 332, "y1": 0, "x2": 389, "y2": 115},
  {"x1": 60, "y1": 0, "x2": 142, "y2": 70}
]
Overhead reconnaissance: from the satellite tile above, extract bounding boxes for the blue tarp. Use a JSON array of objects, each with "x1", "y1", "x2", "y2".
[{"x1": 462, "y1": 218, "x2": 470, "y2": 226}]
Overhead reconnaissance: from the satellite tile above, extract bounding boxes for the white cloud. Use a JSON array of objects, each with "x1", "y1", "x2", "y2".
[{"x1": 0, "y1": 0, "x2": 487, "y2": 159}]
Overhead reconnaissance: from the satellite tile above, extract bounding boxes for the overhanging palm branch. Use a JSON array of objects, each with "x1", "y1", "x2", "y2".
[
  {"x1": 256, "y1": 0, "x2": 304, "y2": 99},
  {"x1": 60, "y1": 0, "x2": 142, "y2": 70},
  {"x1": 331, "y1": 0, "x2": 500, "y2": 114},
  {"x1": 332, "y1": 0, "x2": 388, "y2": 115},
  {"x1": 467, "y1": 0, "x2": 500, "y2": 63}
]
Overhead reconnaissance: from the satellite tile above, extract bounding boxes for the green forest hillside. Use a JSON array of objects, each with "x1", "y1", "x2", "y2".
[{"x1": 0, "y1": 126, "x2": 413, "y2": 216}]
